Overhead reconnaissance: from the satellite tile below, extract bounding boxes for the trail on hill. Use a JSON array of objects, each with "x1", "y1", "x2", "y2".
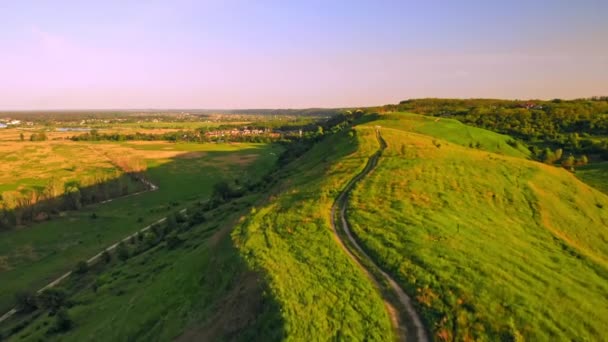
[{"x1": 330, "y1": 128, "x2": 428, "y2": 342}]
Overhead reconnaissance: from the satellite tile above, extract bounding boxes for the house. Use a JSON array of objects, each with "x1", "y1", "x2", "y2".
[{"x1": 0, "y1": 123, "x2": 7, "y2": 128}]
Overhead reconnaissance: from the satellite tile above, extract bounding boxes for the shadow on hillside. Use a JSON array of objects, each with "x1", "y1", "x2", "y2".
[{"x1": 0, "y1": 143, "x2": 286, "y2": 339}]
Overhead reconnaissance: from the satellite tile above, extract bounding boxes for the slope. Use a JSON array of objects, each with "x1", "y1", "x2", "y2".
[{"x1": 347, "y1": 115, "x2": 608, "y2": 340}]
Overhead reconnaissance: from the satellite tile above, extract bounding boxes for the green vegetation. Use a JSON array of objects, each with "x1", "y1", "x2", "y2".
[
  {"x1": 381, "y1": 98, "x2": 608, "y2": 163},
  {"x1": 577, "y1": 162, "x2": 608, "y2": 195},
  {"x1": 1, "y1": 196, "x2": 283, "y2": 341},
  {"x1": 0, "y1": 141, "x2": 281, "y2": 314},
  {"x1": 2, "y1": 106, "x2": 607, "y2": 340},
  {"x1": 346, "y1": 114, "x2": 608, "y2": 340},
  {"x1": 234, "y1": 128, "x2": 393, "y2": 340}
]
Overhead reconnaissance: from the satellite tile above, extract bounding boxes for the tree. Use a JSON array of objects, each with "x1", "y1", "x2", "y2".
[
  {"x1": 74, "y1": 260, "x2": 89, "y2": 274},
  {"x1": 554, "y1": 148, "x2": 563, "y2": 161},
  {"x1": 116, "y1": 241, "x2": 129, "y2": 261},
  {"x1": 38, "y1": 288, "x2": 68, "y2": 313},
  {"x1": 101, "y1": 250, "x2": 111, "y2": 263},
  {"x1": 577, "y1": 155, "x2": 589, "y2": 166},
  {"x1": 52, "y1": 309, "x2": 73, "y2": 332},
  {"x1": 562, "y1": 155, "x2": 575, "y2": 170},
  {"x1": 542, "y1": 148, "x2": 556, "y2": 164},
  {"x1": 15, "y1": 291, "x2": 38, "y2": 312},
  {"x1": 212, "y1": 181, "x2": 233, "y2": 201}
]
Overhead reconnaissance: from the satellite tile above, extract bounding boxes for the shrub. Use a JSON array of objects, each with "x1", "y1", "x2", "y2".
[
  {"x1": 116, "y1": 242, "x2": 129, "y2": 261},
  {"x1": 38, "y1": 288, "x2": 68, "y2": 314},
  {"x1": 50, "y1": 309, "x2": 72, "y2": 333},
  {"x1": 101, "y1": 250, "x2": 111, "y2": 263},
  {"x1": 15, "y1": 291, "x2": 38, "y2": 312},
  {"x1": 74, "y1": 261, "x2": 89, "y2": 274}
]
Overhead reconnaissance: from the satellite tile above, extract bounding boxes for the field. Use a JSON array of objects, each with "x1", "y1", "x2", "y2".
[
  {"x1": 346, "y1": 113, "x2": 608, "y2": 340},
  {"x1": 0, "y1": 139, "x2": 281, "y2": 314}
]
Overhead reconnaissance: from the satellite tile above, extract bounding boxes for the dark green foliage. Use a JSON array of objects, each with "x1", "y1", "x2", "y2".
[
  {"x1": 116, "y1": 242, "x2": 129, "y2": 261},
  {"x1": 14, "y1": 291, "x2": 38, "y2": 312},
  {"x1": 101, "y1": 250, "x2": 111, "y2": 263},
  {"x1": 74, "y1": 260, "x2": 89, "y2": 274},
  {"x1": 38, "y1": 288, "x2": 68, "y2": 314},
  {"x1": 50, "y1": 309, "x2": 72, "y2": 333}
]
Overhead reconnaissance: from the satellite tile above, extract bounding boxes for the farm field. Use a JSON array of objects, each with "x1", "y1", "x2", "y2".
[
  {"x1": 0, "y1": 140, "x2": 281, "y2": 314},
  {"x1": 346, "y1": 114, "x2": 608, "y2": 340}
]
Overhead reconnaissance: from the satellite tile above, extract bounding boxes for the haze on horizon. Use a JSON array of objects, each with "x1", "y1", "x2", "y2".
[{"x1": 1, "y1": 0, "x2": 607, "y2": 110}]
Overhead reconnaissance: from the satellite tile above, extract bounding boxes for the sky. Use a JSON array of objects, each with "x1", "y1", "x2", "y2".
[{"x1": 0, "y1": 0, "x2": 607, "y2": 109}]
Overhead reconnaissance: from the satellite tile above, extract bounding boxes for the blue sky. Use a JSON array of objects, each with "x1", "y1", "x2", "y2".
[{"x1": 0, "y1": 0, "x2": 606, "y2": 109}]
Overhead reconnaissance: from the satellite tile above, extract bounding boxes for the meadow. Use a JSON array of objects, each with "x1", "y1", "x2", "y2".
[
  {"x1": 0, "y1": 139, "x2": 281, "y2": 314},
  {"x1": 347, "y1": 113, "x2": 608, "y2": 340}
]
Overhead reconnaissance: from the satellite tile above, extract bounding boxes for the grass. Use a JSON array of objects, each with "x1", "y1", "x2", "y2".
[
  {"x1": 346, "y1": 114, "x2": 608, "y2": 340},
  {"x1": 376, "y1": 112, "x2": 531, "y2": 159},
  {"x1": 1, "y1": 195, "x2": 284, "y2": 341},
  {"x1": 577, "y1": 161, "x2": 608, "y2": 195},
  {"x1": 233, "y1": 128, "x2": 393, "y2": 340},
  {"x1": 0, "y1": 141, "x2": 282, "y2": 313}
]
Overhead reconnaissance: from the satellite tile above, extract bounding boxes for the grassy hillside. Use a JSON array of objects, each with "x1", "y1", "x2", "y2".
[
  {"x1": 376, "y1": 112, "x2": 531, "y2": 159},
  {"x1": 347, "y1": 116, "x2": 608, "y2": 340},
  {"x1": 233, "y1": 129, "x2": 394, "y2": 340},
  {"x1": 1, "y1": 196, "x2": 282, "y2": 341}
]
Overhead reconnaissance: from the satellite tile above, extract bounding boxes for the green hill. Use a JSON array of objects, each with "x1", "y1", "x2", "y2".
[{"x1": 347, "y1": 114, "x2": 608, "y2": 340}]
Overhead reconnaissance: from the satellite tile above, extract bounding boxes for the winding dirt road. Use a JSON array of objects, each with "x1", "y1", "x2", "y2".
[{"x1": 330, "y1": 129, "x2": 429, "y2": 342}]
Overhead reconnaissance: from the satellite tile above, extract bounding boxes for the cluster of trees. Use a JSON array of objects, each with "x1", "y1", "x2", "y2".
[
  {"x1": 383, "y1": 98, "x2": 608, "y2": 161},
  {"x1": 0, "y1": 171, "x2": 148, "y2": 229},
  {"x1": 70, "y1": 129, "x2": 280, "y2": 144},
  {"x1": 540, "y1": 147, "x2": 589, "y2": 170}
]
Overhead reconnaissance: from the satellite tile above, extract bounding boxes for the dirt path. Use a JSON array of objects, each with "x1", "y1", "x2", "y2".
[{"x1": 330, "y1": 129, "x2": 428, "y2": 342}]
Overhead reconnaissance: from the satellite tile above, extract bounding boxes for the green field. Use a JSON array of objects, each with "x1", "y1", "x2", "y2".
[
  {"x1": 0, "y1": 141, "x2": 281, "y2": 314},
  {"x1": 346, "y1": 113, "x2": 608, "y2": 340}
]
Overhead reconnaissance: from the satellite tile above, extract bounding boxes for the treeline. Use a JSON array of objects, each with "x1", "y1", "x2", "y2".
[
  {"x1": 70, "y1": 129, "x2": 280, "y2": 143},
  {"x1": 381, "y1": 98, "x2": 608, "y2": 161},
  {"x1": 0, "y1": 171, "x2": 148, "y2": 230},
  {"x1": 69, "y1": 111, "x2": 359, "y2": 144}
]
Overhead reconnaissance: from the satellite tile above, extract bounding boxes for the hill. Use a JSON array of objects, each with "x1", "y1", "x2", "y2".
[{"x1": 347, "y1": 113, "x2": 608, "y2": 340}]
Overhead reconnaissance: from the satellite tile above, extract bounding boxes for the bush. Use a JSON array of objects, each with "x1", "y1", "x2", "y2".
[
  {"x1": 15, "y1": 291, "x2": 38, "y2": 312},
  {"x1": 38, "y1": 288, "x2": 68, "y2": 314},
  {"x1": 50, "y1": 309, "x2": 73, "y2": 333},
  {"x1": 116, "y1": 242, "x2": 129, "y2": 261},
  {"x1": 74, "y1": 260, "x2": 89, "y2": 274},
  {"x1": 101, "y1": 250, "x2": 111, "y2": 263}
]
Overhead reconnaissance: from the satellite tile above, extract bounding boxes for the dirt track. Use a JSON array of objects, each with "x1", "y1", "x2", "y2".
[{"x1": 329, "y1": 129, "x2": 429, "y2": 342}]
